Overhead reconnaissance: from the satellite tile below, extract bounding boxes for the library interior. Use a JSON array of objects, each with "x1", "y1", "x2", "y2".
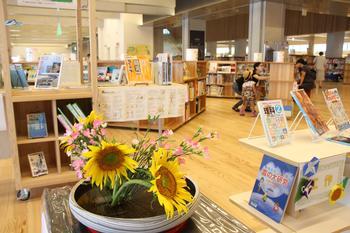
[{"x1": 1, "y1": 0, "x2": 350, "y2": 232}]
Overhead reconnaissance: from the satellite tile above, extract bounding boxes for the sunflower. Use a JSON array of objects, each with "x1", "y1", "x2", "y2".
[
  {"x1": 149, "y1": 148, "x2": 193, "y2": 219},
  {"x1": 83, "y1": 141, "x2": 137, "y2": 190},
  {"x1": 329, "y1": 183, "x2": 345, "y2": 205}
]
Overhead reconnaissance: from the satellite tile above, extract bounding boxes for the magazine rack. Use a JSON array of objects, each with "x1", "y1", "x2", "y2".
[
  {"x1": 230, "y1": 129, "x2": 350, "y2": 233},
  {"x1": 289, "y1": 111, "x2": 323, "y2": 142}
]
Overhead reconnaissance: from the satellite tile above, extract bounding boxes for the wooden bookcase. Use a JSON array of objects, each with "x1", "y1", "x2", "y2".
[
  {"x1": 108, "y1": 60, "x2": 207, "y2": 131},
  {"x1": 206, "y1": 61, "x2": 236, "y2": 98},
  {"x1": 343, "y1": 63, "x2": 350, "y2": 85}
]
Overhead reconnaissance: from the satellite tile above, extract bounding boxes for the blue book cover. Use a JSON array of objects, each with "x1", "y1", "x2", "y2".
[
  {"x1": 27, "y1": 113, "x2": 48, "y2": 138},
  {"x1": 249, "y1": 154, "x2": 298, "y2": 223}
]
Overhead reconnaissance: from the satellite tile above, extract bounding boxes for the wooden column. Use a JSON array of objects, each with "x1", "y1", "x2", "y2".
[
  {"x1": 88, "y1": 0, "x2": 98, "y2": 110},
  {"x1": 0, "y1": 0, "x2": 22, "y2": 189},
  {"x1": 76, "y1": 0, "x2": 84, "y2": 84}
]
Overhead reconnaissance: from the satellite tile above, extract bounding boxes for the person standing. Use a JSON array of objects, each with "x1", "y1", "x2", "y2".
[
  {"x1": 313, "y1": 52, "x2": 327, "y2": 89},
  {"x1": 295, "y1": 59, "x2": 316, "y2": 97}
]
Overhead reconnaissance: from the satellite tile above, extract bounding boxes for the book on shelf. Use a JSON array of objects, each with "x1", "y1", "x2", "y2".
[
  {"x1": 322, "y1": 88, "x2": 350, "y2": 132},
  {"x1": 249, "y1": 154, "x2": 298, "y2": 223},
  {"x1": 67, "y1": 104, "x2": 81, "y2": 121},
  {"x1": 197, "y1": 81, "x2": 205, "y2": 96},
  {"x1": 291, "y1": 89, "x2": 329, "y2": 136},
  {"x1": 257, "y1": 100, "x2": 290, "y2": 147},
  {"x1": 10, "y1": 64, "x2": 29, "y2": 88},
  {"x1": 208, "y1": 62, "x2": 218, "y2": 73},
  {"x1": 57, "y1": 115, "x2": 71, "y2": 131},
  {"x1": 72, "y1": 103, "x2": 86, "y2": 119},
  {"x1": 57, "y1": 107, "x2": 73, "y2": 129},
  {"x1": 28, "y1": 151, "x2": 48, "y2": 177},
  {"x1": 97, "y1": 66, "x2": 108, "y2": 82},
  {"x1": 153, "y1": 53, "x2": 173, "y2": 85},
  {"x1": 207, "y1": 86, "x2": 224, "y2": 96},
  {"x1": 125, "y1": 56, "x2": 152, "y2": 83},
  {"x1": 188, "y1": 83, "x2": 195, "y2": 101},
  {"x1": 27, "y1": 112, "x2": 48, "y2": 139}
]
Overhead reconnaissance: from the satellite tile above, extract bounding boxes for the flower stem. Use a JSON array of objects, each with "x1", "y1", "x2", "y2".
[{"x1": 111, "y1": 179, "x2": 152, "y2": 206}]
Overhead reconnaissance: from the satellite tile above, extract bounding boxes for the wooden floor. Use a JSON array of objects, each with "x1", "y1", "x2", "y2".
[{"x1": 0, "y1": 82, "x2": 347, "y2": 233}]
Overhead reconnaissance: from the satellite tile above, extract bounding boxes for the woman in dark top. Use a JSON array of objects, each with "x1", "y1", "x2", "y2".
[{"x1": 295, "y1": 59, "x2": 315, "y2": 97}]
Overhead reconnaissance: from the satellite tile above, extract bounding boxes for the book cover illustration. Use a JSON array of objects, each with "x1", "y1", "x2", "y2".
[
  {"x1": 257, "y1": 100, "x2": 290, "y2": 147},
  {"x1": 294, "y1": 155, "x2": 345, "y2": 210},
  {"x1": 291, "y1": 89, "x2": 329, "y2": 136},
  {"x1": 323, "y1": 88, "x2": 350, "y2": 131},
  {"x1": 27, "y1": 112, "x2": 48, "y2": 138},
  {"x1": 328, "y1": 135, "x2": 350, "y2": 146},
  {"x1": 97, "y1": 67, "x2": 108, "y2": 82},
  {"x1": 35, "y1": 55, "x2": 62, "y2": 89},
  {"x1": 249, "y1": 154, "x2": 298, "y2": 223},
  {"x1": 28, "y1": 151, "x2": 48, "y2": 177}
]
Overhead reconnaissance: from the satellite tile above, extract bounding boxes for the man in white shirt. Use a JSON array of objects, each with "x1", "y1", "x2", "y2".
[{"x1": 313, "y1": 51, "x2": 327, "y2": 89}]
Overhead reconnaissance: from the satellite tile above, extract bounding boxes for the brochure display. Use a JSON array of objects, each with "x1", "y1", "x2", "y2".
[
  {"x1": 35, "y1": 55, "x2": 63, "y2": 89},
  {"x1": 257, "y1": 100, "x2": 290, "y2": 147},
  {"x1": 323, "y1": 88, "x2": 350, "y2": 131},
  {"x1": 291, "y1": 89, "x2": 329, "y2": 136},
  {"x1": 97, "y1": 84, "x2": 187, "y2": 122},
  {"x1": 249, "y1": 154, "x2": 297, "y2": 223}
]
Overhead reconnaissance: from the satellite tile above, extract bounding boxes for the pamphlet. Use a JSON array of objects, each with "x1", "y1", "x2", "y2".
[
  {"x1": 249, "y1": 154, "x2": 298, "y2": 223},
  {"x1": 28, "y1": 151, "x2": 48, "y2": 177},
  {"x1": 291, "y1": 89, "x2": 329, "y2": 136},
  {"x1": 35, "y1": 55, "x2": 62, "y2": 89},
  {"x1": 257, "y1": 100, "x2": 290, "y2": 147},
  {"x1": 27, "y1": 112, "x2": 48, "y2": 138},
  {"x1": 323, "y1": 88, "x2": 350, "y2": 131}
]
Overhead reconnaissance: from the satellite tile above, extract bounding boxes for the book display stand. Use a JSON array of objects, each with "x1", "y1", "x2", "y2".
[{"x1": 231, "y1": 129, "x2": 350, "y2": 232}]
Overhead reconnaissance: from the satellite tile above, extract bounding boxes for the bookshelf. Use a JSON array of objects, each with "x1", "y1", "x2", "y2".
[
  {"x1": 108, "y1": 61, "x2": 207, "y2": 131},
  {"x1": 326, "y1": 57, "x2": 345, "y2": 80},
  {"x1": 206, "y1": 61, "x2": 236, "y2": 98},
  {"x1": 344, "y1": 63, "x2": 350, "y2": 85}
]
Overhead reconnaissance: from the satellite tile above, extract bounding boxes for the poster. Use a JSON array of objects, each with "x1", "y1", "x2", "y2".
[
  {"x1": 35, "y1": 55, "x2": 63, "y2": 89},
  {"x1": 257, "y1": 100, "x2": 290, "y2": 147},
  {"x1": 291, "y1": 89, "x2": 329, "y2": 136},
  {"x1": 323, "y1": 88, "x2": 350, "y2": 131},
  {"x1": 249, "y1": 154, "x2": 298, "y2": 223},
  {"x1": 294, "y1": 155, "x2": 346, "y2": 210},
  {"x1": 97, "y1": 85, "x2": 187, "y2": 122}
]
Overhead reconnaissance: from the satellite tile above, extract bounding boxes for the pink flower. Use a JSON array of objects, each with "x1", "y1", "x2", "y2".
[
  {"x1": 149, "y1": 140, "x2": 156, "y2": 146},
  {"x1": 67, "y1": 137, "x2": 74, "y2": 145},
  {"x1": 174, "y1": 147, "x2": 184, "y2": 156},
  {"x1": 74, "y1": 123, "x2": 84, "y2": 132},
  {"x1": 71, "y1": 131, "x2": 79, "y2": 140},
  {"x1": 83, "y1": 129, "x2": 91, "y2": 138},
  {"x1": 90, "y1": 129, "x2": 96, "y2": 136},
  {"x1": 162, "y1": 129, "x2": 173, "y2": 137},
  {"x1": 100, "y1": 128, "x2": 106, "y2": 136},
  {"x1": 76, "y1": 170, "x2": 83, "y2": 179},
  {"x1": 72, "y1": 159, "x2": 85, "y2": 170},
  {"x1": 93, "y1": 119, "x2": 103, "y2": 129},
  {"x1": 89, "y1": 139, "x2": 96, "y2": 145},
  {"x1": 64, "y1": 130, "x2": 72, "y2": 137},
  {"x1": 178, "y1": 156, "x2": 186, "y2": 165},
  {"x1": 163, "y1": 143, "x2": 171, "y2": 150},
  {"x1": 203, "y1": 146, "x2": 209, "y2": 158},
  {"x1": 186, "y1": 139, "x2": 200, "y2": 149}
]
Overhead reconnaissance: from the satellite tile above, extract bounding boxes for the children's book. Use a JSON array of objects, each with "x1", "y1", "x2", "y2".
[
  {"x1": 291, "y1": 89, "x2": 329, "y2": 136},
  {"x1": 28, "y1": 152, "x2": 48, "y2": 177},
  {"x1": 249, "y1": 154, "x2": 298, "y2": 223},
  {"x1": 27, "y1": 113, "x2": 48, "y2": 138},
  {"x1": 323, "y1": 88, "x2": 350, "y2": 131},
  {"x1": 257, "y1": 100, "x2": 290, "y2": 147}
]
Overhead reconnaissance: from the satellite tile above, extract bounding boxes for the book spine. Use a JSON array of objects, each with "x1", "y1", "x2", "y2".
[
  {"x1": 72, "y1": 103, "x2": 86, "y2": 119},
  {"x1": 57, "y1": 115, "x2": 71, "y2": 131},
  {"x1": 57, "y1": 107, "x2": 73, "y2": 128},
  {"x1": 67, "y1": 104, "x2": 81, "y2": 121}
]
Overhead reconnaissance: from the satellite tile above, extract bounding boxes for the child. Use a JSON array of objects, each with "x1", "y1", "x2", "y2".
[{"x1": 240, "y1": 70, "x2": 257, "y2": 117}]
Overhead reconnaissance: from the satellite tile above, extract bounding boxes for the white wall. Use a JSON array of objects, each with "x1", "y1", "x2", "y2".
[
  {"x1": 121, "y1": 13, "x2": 153, "y2": 58},
  {"x1": 11, "y1": 44, "x2": 72, "y2": 61}
]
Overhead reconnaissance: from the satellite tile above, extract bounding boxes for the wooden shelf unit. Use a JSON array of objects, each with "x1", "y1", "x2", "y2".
[
  {"x1": 206, "y1": 61, "x2": 236, "y2": 98},
  {"x1": 12, "y1": 91, "x2": 92, "y2": 190},
  {"x1": 108, "y1": 61, "x2": 207, "y2": 131},
  {"x1": 344, "y1": 63, "x2": 350, "y2": 85}
]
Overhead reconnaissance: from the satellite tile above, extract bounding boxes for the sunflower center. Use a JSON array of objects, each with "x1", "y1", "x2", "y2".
[
  {"x1": 331, "y1": 188, "x2": 342, "y2": 201},
  {"x1": 156, "y1": 167, "x2": 177, "y2": 198},
  {"x1": 97, "y1": 146, "x2": 125, "y2": 170}
]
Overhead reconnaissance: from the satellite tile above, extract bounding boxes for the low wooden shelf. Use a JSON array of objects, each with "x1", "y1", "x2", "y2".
[{"x1": 17, "y1": 134, "x2": 57, "y2": 145}]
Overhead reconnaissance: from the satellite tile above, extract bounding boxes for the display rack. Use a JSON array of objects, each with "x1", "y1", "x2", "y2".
[
  {"x1": 230, "y1": 129, "x2": 350, "y2": 233},
  {"x1": 0, "y1": 0, "x2": 97, "y2": 192}
]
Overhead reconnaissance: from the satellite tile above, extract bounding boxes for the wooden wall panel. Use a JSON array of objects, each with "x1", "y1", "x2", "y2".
[
  {"x1": 285, "y1": 10, "x2": 350, "y2": 36},
  {"x1": 206, "y1": 14, "x2": 249, "y2": 42}
]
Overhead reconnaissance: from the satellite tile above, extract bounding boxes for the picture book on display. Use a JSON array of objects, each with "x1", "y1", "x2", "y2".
[
  {"x1": 257, "y1": 100, "x2": 290, "y2": 147},
  {"x1": 27, "y1": 112, "x2": 48, "y2": 138},
  {"x1": 323, "y1": 88, "x2": 350, "y2": 132},
  {"x1": 35, "y1": 55, "x2": 62, "y2": 89},
  {"x1": 249, "y1": 154, "x2": 298, "y2": 223},
  {"x1": 28, "y1": 152, "x2": 48, "y2": 177},
  {"x1": 291, "y1": 89, "x2": 329, "y2": 136}
]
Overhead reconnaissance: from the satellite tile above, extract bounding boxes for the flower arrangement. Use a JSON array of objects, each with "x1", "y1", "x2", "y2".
[{"x1": 60, "y1": 112, "x2": 218, "y2": 219}]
